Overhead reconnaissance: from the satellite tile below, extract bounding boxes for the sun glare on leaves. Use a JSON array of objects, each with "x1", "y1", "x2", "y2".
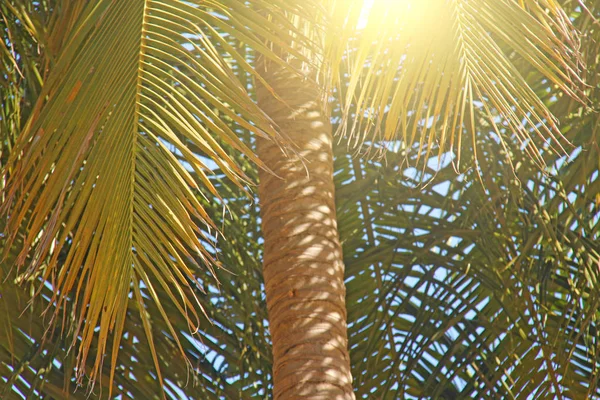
[
  {"x1": 339, "y1": 0, "x2": 458, "y2": 149},
  {"x1": 357, "y1": 0, "x2": 449, "y2": 41},
  {"x1": 356, "y1": 0, "x2": 374, "y2": 29},
  {"x1": 333, "y1": 0, "x2": 582, "y2": 170}
]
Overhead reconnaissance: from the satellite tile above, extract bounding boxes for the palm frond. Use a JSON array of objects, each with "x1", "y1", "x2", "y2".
[
  {"x1": 331, "y1": 4, "x2": 600, "y2": 394},
  {"x1": 336, "y1": 132, "x2": 600, "y2": 398},
  {"x1": 326, "y1": 0, "x2": 585, "y2": 169},
  {"x1": 0, "y1": 0, "x2": 51, "y2": 171},
  {"x1": 0, "y1": 0, "x2": 312, "y2": 392},
  {"x1": 0, "y1": 128, "x2": 271, "y2": 399}
]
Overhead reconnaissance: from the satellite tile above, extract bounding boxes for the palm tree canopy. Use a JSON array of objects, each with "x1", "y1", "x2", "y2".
[{"x1": 1, "y1": 0, "x2": 596, "y2": 397}]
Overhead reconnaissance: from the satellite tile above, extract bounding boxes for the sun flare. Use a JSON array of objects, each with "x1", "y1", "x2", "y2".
[{"x1": 357, "y1": 0, "x2": 449, "y2": 41}]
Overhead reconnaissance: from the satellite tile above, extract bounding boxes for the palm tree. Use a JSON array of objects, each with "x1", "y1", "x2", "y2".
[
  {"x1": 254, "y1": 55, "x2": 354, "y2": 397},
  {"x1": 1, "y1": 0, "x2": 596, "y2": 398},
  {"x1": 253, "y1": 1, "x2": 584, "y2": 398}
]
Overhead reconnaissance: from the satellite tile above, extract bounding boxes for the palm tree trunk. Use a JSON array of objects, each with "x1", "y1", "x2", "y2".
[{"x1": 256, "y1": 59, "x2": 355, "y2": 399}]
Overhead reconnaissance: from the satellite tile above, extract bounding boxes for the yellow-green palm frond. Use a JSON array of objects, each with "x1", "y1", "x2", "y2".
[
  {"x1": 326, "y1": 0, "x2": 585, "y2": 169},
  {"x1": 1, "y1": 1, "x2": 50, "y2": 167},
  {"x1": 0, "y1": 0, "x2": 311, "y2": 393}
]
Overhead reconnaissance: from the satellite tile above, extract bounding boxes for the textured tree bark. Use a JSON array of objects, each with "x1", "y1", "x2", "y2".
[{"x1": 256, "y1": 59, "x2": 355, "y2": 399}]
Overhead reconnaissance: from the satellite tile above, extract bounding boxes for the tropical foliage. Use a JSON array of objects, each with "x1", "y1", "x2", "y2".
[{"x1": 1, "y1": 0, "x2": 599, "y2": 398}]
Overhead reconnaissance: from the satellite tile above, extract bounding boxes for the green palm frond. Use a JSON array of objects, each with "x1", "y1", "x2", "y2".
[
  {"x1": 336, "y1": 132, "x2": 600, "y2": 398},
  {"x1": 332, "y1": 4, "x2": 600, "y2": 395},
  {"x1": 327, "y1": 0, "x2": 585, "y2": 168},
  {"x1": 0, "y1": 0, "x2": 314, "y2": 392},
  {"x1": 1, "y1": 130, "x2": 271, "y2": 399},
  {"x1": 1, "y1": 0, "x2": 51, "y2": 170}
]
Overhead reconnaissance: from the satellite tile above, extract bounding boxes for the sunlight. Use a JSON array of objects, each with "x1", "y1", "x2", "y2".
[
  {"x1": 356, "y1": 0, "x2": 374, "y2": 29},
  {"x1": 357, "y1": 0, "x2": 448, "y2": 40}
]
